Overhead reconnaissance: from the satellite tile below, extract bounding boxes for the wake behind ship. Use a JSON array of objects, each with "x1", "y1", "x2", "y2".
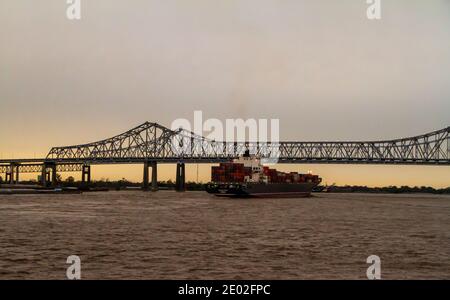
[{"x1": 206, "y1": 151, "x2": 321, "y2": 198}]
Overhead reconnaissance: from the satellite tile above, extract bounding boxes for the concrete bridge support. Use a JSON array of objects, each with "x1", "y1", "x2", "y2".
[
  {"x1": 143, "y1": 161, "x2": 149, "y2": 190},
  {"x1": 15, "y1": 165, "x2": 19, "y2": 183},
  {"x1": 175, "y1": 162, "x2": 185, "y2": 192},
  {"x1": 51, "y1": 164, "x2": 57, "y2": 185},
  {"x1": 151, "y1": 161, "x2": 158, "y2": 191},
  {"x1": 40, "y1": 165, "x2": 46, "y2": 186},
  {"x1": 41, "y1": 163, "x2": 57, "y2": 187},
  {"x1": 7, "y1": 164, "x2": 14, "y2": 184},
  {"x1": 143, "y1": 161, "x2": 158, "y2": 191},
  {"x1": 8, "y1": 163, "x2": 16, "y2": 184},
  {"x1": 81, "y1": 164, "x2": 91, "y2": 184}
]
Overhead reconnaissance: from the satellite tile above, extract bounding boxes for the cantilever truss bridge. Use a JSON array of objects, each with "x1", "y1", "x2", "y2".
[
  {"x1": 0, "y1": 122, "x2": 448, "y2": 187},
  {"x1": 1, "y1": 122, "x2": 450, "y2": 168},
  {"x1": 44, "y1": 122, "x2": 449, "y2": 165}
]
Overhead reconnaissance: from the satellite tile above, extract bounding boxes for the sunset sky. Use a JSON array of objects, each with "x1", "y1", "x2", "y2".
[{"x1": 0, "y1": 0, "x2": 449, "y2": 187}]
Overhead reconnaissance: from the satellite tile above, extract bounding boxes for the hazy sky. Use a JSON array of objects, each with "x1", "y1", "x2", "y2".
[{"x1": 0, "y1": 0, "x2": 449, "y2": 187}]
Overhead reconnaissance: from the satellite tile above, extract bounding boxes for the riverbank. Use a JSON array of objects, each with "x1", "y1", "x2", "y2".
[{"x1": 1, "y1": 180, "x2": 449, "y2": 195}]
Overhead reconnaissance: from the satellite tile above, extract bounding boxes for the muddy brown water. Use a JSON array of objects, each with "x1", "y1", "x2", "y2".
[{"x1": 0, "y1": 191, "x2": 449, "y2": 279}]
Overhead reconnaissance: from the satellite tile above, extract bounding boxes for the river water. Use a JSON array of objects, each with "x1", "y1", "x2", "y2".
[{"x1": 0, "y1": 191, "x2": 449, "y2": 279}]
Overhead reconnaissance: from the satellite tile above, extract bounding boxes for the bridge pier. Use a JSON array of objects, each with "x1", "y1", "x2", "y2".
[
  {"x1": 81, "y1": 164, "x2": 91, "y2": 184},
  {"x1": 15, "y1": 165, "x2": 19, "y2": 183},
  {"x1": 41, "y1": 164, "x2": 51, "y2": 186},
  {"x1": 175, "y1": 162, "x2": 185, "y2": 192},
  {"x1": 40, "y1": 164, "x2": 46, "y2": 186},
  {"x1": 41, "y1": 163, "x2": 57, "y2": 187},
  {"x1": 9, "y1": 163, "x2": 15, "y2": 184},
  {"x1": 51, "y1": 164, "x2": 57, "y2": 186},
  {"x1": 151, "y1": 161, "x2": 158, "y2": 191},
  {"x1": 143, "y1": 161, "x2": 149, "y2": 190},
  {"x1": 143, "y1": 161, "x2": 158, "y2": 191}
]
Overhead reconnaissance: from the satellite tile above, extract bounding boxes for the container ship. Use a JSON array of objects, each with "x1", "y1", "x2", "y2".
[{"x1": 206, "y1": 151, "x2": 321, "y2": 198}]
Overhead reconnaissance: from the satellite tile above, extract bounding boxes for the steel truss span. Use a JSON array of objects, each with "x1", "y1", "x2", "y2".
[
  {"x1": 0, "y1": 164, "x2": 83, "y2": 174},
  {"x1": 44, "y1": 122, "x2": 450, "y2": 165}
]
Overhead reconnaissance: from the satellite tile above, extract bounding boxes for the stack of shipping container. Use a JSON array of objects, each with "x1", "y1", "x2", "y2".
[
  {"x1": 211, "y1": 163, "x2": 320, "y2": 184},
  {"x1": 211, "y1": 163, "x2": 251, "y2": 183}
]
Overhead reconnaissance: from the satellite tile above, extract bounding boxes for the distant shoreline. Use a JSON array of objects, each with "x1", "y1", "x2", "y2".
[
  {"x1": 319, "y1": 185, "x2": 450, "y2": 195},
  {"x1": 1, "y1": 180, "x2": 449, "y2": 195}
]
